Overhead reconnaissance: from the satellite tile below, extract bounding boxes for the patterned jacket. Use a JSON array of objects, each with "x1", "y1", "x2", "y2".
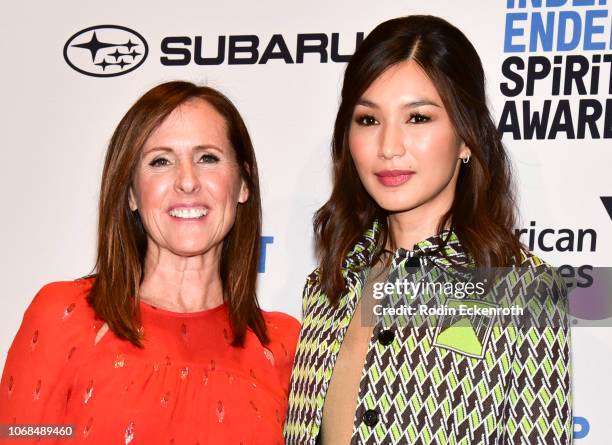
[{"x1": 284, "y1": 222, "x2": 572, "y2": 444}]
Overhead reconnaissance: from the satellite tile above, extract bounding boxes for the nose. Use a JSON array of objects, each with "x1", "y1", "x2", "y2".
[
  {"x1": 378, "y1": 122, "x2": 406, "y2": 160},
  {"x1": 175, "y1": 161, "x2": 201, "y2": 194}
]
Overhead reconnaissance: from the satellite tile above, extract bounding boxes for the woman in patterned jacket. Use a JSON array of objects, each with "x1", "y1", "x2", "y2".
[{"x1": 284, "y1": 15, "x2": 572, "y2": 445}]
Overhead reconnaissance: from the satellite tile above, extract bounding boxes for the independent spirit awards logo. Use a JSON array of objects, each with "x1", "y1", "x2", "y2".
[{"x1": 63, "y1": 25, "x2": 148, "y2": 77}]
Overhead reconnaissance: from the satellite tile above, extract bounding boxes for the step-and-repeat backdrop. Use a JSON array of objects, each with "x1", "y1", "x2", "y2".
[{"x1": 1, "y1": 0, "x2": 611, "y2": 442}]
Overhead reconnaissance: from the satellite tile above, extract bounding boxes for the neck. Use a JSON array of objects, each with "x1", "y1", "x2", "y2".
[
  {"x1": 138, "y1": 242, "x2": 224, "y2": 313},
  {"x1": 388, "y1": 194, "x2": 453, "y2": 251}
]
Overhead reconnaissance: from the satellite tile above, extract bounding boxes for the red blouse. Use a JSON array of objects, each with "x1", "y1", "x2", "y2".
[{"x1": 0, "y1": 278, "x2": 300, "y2": 444}]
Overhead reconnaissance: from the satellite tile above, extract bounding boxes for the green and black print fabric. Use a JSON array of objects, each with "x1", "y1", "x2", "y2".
[{"x1": 284, "y1": 221, "x2": 572, "y2": 445}]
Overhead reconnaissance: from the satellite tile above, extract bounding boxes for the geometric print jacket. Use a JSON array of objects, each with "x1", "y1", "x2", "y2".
[{"x1": 284, "y1": 221, "x2": 572, "y2": 444}]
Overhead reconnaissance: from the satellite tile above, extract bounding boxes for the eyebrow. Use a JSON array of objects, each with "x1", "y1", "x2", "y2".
[
  {"x1": 142, "y1": 144, "x2": 222, "y2": 157},
  {"x1": 356, "y1": 98, "x2": 441, "y2": 109}
]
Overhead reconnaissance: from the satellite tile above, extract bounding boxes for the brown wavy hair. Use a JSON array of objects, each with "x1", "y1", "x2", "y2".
[
  {"x1": 315, "y1": 15, "x2": 524, "y2": 304},
  {"x1": 86, "y1": 81, "x2": 268, "y2": 347}
]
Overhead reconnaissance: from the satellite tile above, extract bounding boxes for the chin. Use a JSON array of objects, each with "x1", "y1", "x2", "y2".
[
  {"x1": 169, "y1": 249, "x2": 204, "y2": 258},
  {"x1": 168, "y1": 241, "x2": 211, "y2": 257},
  {"x1": 371, "y1": 197, "x2": 420, "y2": 214}
]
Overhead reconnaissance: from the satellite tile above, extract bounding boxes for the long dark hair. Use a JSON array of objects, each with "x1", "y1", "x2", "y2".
[
  {"x1": 87, "y1": 81, "x2": 268, "y2": 347},
  {"x1": 315, "y1": 15, "x2": 523, "y2": 304}
]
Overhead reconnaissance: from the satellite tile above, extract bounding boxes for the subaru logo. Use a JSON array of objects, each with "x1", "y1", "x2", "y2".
[{"x1": 63, "y1": 25, "x2": 148, "y2": 77}]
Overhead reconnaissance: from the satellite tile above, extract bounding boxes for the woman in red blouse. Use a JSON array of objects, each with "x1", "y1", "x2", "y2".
[{"x1": 0, "y1": 81, "x2": 300, "y2": 444}]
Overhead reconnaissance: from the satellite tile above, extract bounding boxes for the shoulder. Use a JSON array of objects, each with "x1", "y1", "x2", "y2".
[
  {"x1": 24, "y1": 277, "x2": 96, "y2": 326},
  {"x1": 516, "y1": 249, "x2": 568, "y2": 302},
  {"x1": 300, "y1": 267, "x2": 322, "y2": 294},
  {"x1": 519, "y1": 250, "x2": 565, "y2": 283},
  {"x1": 262, "y1": 310, "x2": 301, "y2": 340},
  {"x1": 305, "y1": 267, "x2": 321, "y2": 284},
  {"x1": 300, "y1": 267, "x2": 324, "y2": 312},
  {"x1": 5, "y1": 277, "x2": 97, "y2": 373}
]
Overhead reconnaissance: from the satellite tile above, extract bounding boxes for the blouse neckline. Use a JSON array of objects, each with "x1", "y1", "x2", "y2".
[{"x1": 139, "y1": 299, "x2": 227, "y2": 319}]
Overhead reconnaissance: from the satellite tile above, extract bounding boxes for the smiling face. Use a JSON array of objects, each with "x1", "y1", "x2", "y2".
[
  {"x1": 349, "y1": 59, "x2": 470, "y2": 220},
  {"x1": 128, "y1": 99, "x2": 248, "y2": 259}
]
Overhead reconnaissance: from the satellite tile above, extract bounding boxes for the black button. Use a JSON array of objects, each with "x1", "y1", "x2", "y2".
[
  {"x1": 378, "y1": 329, "x2": 395, "y2": 346},
  {"x1": 406, "y1": 255, "x2": 420, "y2": 268},
  {"x1": 362, "y1": 409, "x2": 379, "y2": 427}
]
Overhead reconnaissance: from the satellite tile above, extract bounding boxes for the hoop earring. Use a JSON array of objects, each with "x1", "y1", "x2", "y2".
[{"x1": 461, "y1": 155, "x2": 470, "y2": 164}]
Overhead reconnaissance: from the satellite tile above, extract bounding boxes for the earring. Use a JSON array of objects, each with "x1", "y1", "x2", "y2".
[{"x1": 461, "y1": 154, "x2": 470, "y2": 164}]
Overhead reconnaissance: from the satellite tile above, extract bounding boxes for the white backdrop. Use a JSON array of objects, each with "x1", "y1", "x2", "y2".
[{"x1": 1, "y1": 0, "x2": 611, "y2": 442}]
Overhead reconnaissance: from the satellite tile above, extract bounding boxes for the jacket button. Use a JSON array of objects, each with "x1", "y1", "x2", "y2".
[
  {"x1": 362, "y1": 409, "x2": 379, "y2": 427},
  {"x1": 406, "y1": 255, "x2": 420, "y2": 268},
  {"x1": 378, "y1": 329, "x2": 395, "y2": 346}
]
